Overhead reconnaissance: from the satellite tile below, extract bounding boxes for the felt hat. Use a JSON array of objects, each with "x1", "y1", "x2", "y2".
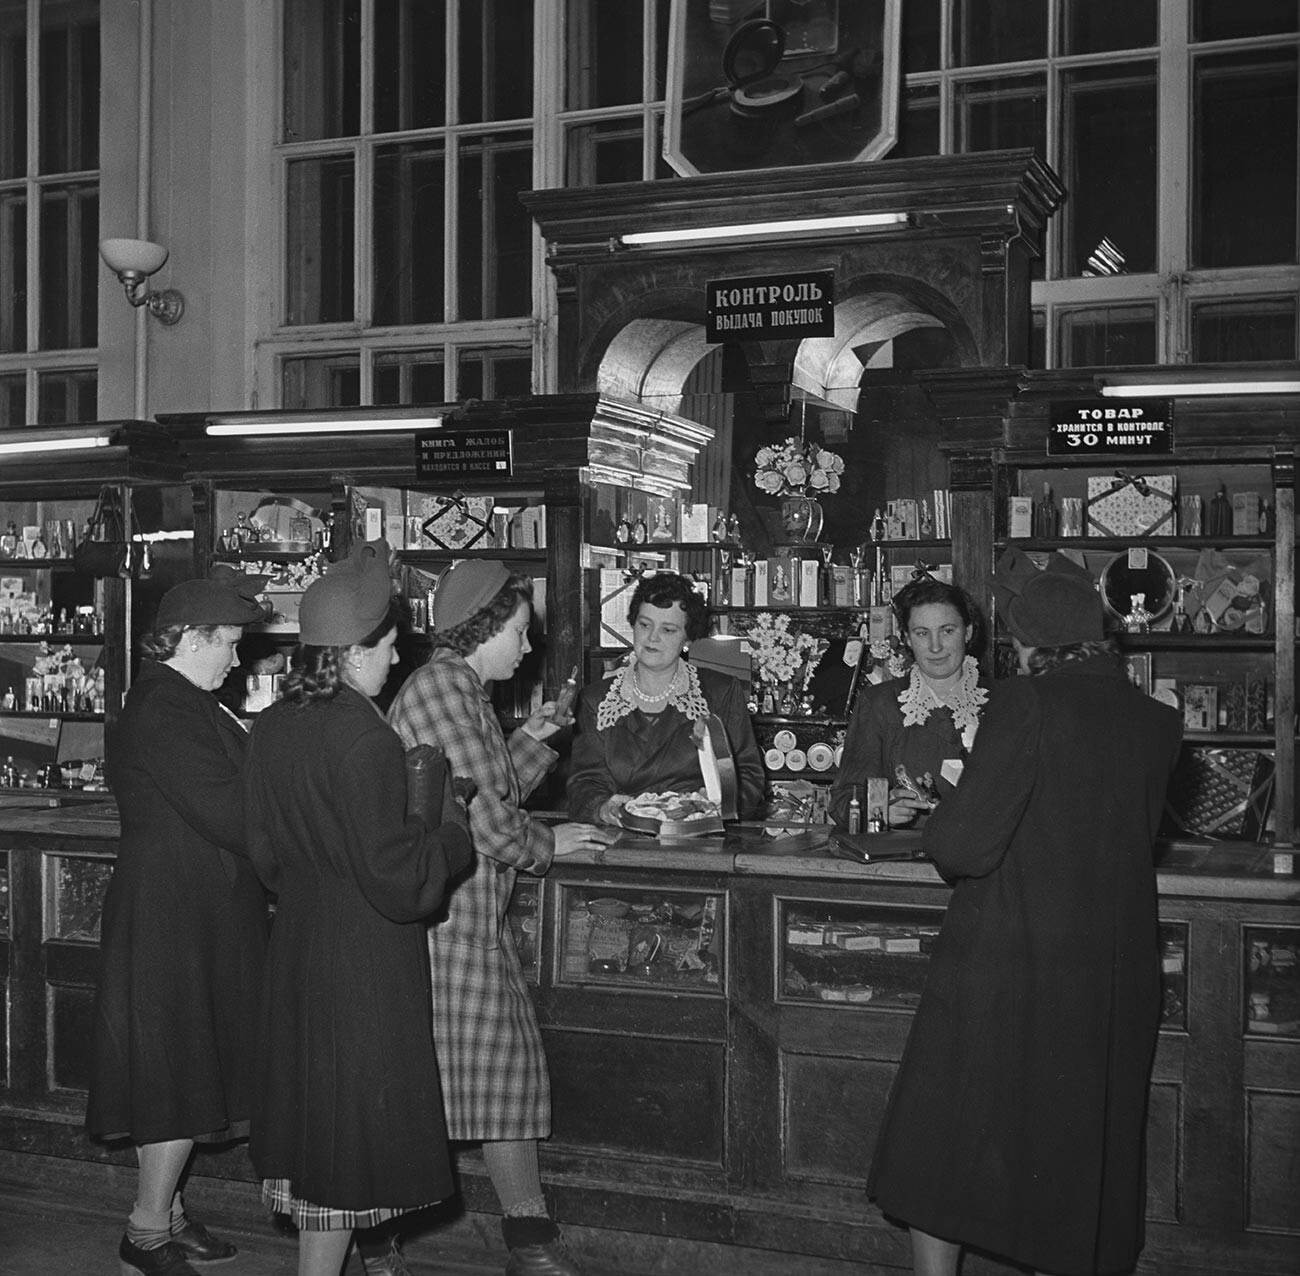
[
  {"x1": 431, "y1": 558, "x2": 511, "y2": 632},
  {"x1": 156, "y1": 572, "x2": 271, "y2": 629},
  {"x1": 299, "y1": 539, "x2": 394, "y2": 646},
  {"x1": 993, "y1": 547, "x2": 1104, "y2": 648}
]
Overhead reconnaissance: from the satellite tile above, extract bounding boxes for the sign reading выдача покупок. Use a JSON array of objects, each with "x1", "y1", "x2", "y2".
[
  {"x1": 1047, "y1": 400, "x2": 1173, "y2": 456},
  {"x1": 705, "y1": 271, "x2": 834, "y2": 343}
]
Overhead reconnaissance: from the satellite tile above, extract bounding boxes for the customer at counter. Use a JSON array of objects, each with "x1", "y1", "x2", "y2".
[
  {"x1": 388, "y1": 559, "x2": 612, "y2": 1276},
  {"x1": 87, "y1": 573, "x2": 270, "y2": 1276},
  {"x1": 567, "y1": 570, "x2": 764, "y2": 826},
  {"x1": 245, "y1": 541, "x2": 474, "y2": 1276},
  {"x1": 830, "y1": 578, "x2": 987, "y2": 829},
  {"x1": 867, "y1": 550, "x2": 1183, "y2": 1276}
]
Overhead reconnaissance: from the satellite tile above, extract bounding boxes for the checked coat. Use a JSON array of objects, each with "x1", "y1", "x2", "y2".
[{"x1": 388, "y1": 647, "x2": 558, "y2": 1140}]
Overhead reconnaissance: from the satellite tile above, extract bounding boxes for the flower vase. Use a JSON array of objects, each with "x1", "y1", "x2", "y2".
[{"x1": 780, "y1": 495, "x2": 823, "y2": 543}]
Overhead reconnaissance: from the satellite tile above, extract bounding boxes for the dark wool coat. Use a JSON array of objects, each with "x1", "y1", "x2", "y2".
[
  {"x1": 566, "y1": 666, "x2": 765, "y2": 823},
  {"x1": 87, "y1": 661, "x2": 267, "y2": 1144},
  {"x1": 245, "y1": 687, "x2": 473, "y2": 1211},
  {"x1": 828, "y1": 674, "x2": 990, "y2": 827},
  {"x1": 387, "y1": 649, "x2": 558, "y2": 1141},
  {"x1": 869, "y1": 656, "x2": 1182, "y2": 1276}
]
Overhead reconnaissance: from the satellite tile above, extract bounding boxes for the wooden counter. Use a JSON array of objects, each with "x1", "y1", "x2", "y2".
[{"x1": 1, "y1": 808, "x2": 1297, "y2": 1276}]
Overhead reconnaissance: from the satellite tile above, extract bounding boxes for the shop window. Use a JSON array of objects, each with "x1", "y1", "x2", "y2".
[
  {"x1": 374, "y1": 0, "x2": 446, "y2": 133},
  {"x1": 565, "y1": 0, "x2": 648, "y2": 110},
  {"x1": 36, "y1": 367, "x2": 95, "y2": 424},
  {"x1": 565, "y1": 118, "x2": 647, "y2": 188},
  {"x1": 282, "y1": 0, "x2": 360, "y2": 143},
  {"x1": 1063, "y1": 0, "x2": 1156, "y2": 56},
  {"x1": 0, "y1": 187, "x2": 26, "y2": 353},
  {"x1": 285, "y1": 154, "x2": 355, "y2": 327},
  {"x1": 1244, "y1": 926, "x2": 1300, "y2": 1038},
  {"x1": 373, "y1": 141, "x2": 446, "y2": 327},
  {"x1": 1191, "y1": 297, "x2": 1298, "y2": 363},
  {"x1": 890, "y1": 83, "x2": 940, "y2": 159},
  {"x1": 38, "y1": 179, "x2": 96, "y2": 349},
  {"x1": 374, "y1": 350, "x2": 446, "y2": 404},
  {"x1": 901, "y1": 0, "x2": 941, "y2": 73},
  {"x1": 953, "y1": 0, "x2": 1046, "y2": 68},
  {"x1": 1060, "y1": 63, "x2": 1157, "y2": 278},
  {"x1": 455, "y1": 347, "x2": 532, "y2": 400},
  {"x1": 457, "y1": 0, "x2": 533, "y2": 124},
  {"x1": 45, "y1": 853, "x2": 112, "y2": 944},
  {"x1": 281, "y1": 352, "x2": 361, "y2": 409},
  {"x1": 0, "y1": 10, "x2": 23, "y2": 181},
  {"x1": 1193, "y1": 48, "x2": 1298, "y2": 269},
  {"x1": 0, "y1": 371, "x2": 22, "y2": 426},
  {"x1": 1193, "y1": 0, "x2": 1298, "y2": 42},
  {"x1": 1059, "y1": 304, "x2": 1157, "y2": 368},
  {"x1": 954, "y1": 72, "x2": 1046, "y2": 155}
]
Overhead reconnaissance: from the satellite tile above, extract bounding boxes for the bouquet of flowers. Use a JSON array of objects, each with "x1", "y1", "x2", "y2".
[
  {"x1": 753, "y1": 436, "x2": 845, "y2": 497},
  {"x1": 747, "y1": 614, "x2": 828, "y2": 715}
]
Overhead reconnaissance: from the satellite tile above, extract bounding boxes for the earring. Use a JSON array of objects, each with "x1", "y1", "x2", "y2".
[{"x1": 189, "y1": 643, "x2": 199, "y2": 652}]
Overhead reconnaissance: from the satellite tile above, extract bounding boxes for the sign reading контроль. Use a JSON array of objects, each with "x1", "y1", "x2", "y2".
[{"x1": 705, "y1": 270, "x2": 835, "y2": 343}]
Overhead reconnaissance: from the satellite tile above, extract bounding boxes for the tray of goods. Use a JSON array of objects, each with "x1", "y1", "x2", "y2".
[{"x1": 620, "y1": 788, "x2": 724, "y2": 837}]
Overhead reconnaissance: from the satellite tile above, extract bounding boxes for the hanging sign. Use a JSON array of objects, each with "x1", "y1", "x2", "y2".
[
  {"x1": 415, "y1": 428, "x2": 514, "y2": 481},
  {"x1": 705, "y1": 270, "x2": 835, "y2": 343},
  {"x1": 1047, "y1": 400, "x2": 1173, "y2": 456}
]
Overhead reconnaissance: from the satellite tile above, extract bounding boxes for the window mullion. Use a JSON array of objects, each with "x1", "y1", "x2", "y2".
[
  {"x1": 1156, "y1": 2, "x2": 1191, "y2": 307},
  {"x1": 25, "y1": 0, "x2": 39, "y2": 357}
]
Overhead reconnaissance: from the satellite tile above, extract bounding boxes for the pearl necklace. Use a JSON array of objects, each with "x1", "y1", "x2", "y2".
[{"x1": 630, "y1": 662, "x2": 683, "y2": 704}]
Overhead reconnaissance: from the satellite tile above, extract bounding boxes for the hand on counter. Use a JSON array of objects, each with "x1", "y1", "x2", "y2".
[
  {"x1": 888, "y1": 787, "x2": 935, "y2": 828},
  {"x1": 552, "y1": 822, "x2": 618, "y2": 856},
  {"x1": 596, "y1": 794, "x2": 632, "y2": 827}
]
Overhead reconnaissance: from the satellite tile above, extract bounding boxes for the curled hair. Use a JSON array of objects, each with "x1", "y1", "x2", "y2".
[
  {"x1": 432, "y1": 573, "x2": 533, "y2": 657},
  {"x1": 281, "y1": 602, "x2": 402, "y2": 705},
  {"x1": 892, "y1": 578, "x2": 981, "y2": 648},
  {"x1": 1025, "y1": 637, "x2": 1120, "y2": 675},
  {"x1": 141, "y1": 623, "x2": 222, "y2": 663},
  {"x1": 626, "y1": 570, "x2": 710, "y2": 642}
]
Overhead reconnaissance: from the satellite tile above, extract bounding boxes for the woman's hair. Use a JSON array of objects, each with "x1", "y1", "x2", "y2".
[
  {"x1": 140, "y1": 623, "x2": 223, "y2": 663},
  {"x1": 282, "y1": 601, "x2": 402, "y2": 704},
  {"x1": 432, "y1": 573, "x2": 533, "y2": 656},
  {"x1": 892, "y1": 577, "x2": 980, "y2": 642},
  {"x1": 1024, "y1": 637, "x2": 1120, "y2": 675},
  {"x1": 626, "y1": 571, "x2": 710, "y2": 642}
]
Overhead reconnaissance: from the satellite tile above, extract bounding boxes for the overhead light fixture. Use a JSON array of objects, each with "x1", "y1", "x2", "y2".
[
  {"x1": 100, "y1": 237, "x2": 185, "y2": 325},
  {"x1": 619, "y1": 211, "x2": 909, "y2": 247},
  {"x1": 1101, "y1": 379, "x2": 1300, "y2": 398},
  {"x1": 205, "y1": 416, "x2": 444, "y2": 437},
  {"x1": 0, "y1": 433, "x2": 112, "y2": 457}
]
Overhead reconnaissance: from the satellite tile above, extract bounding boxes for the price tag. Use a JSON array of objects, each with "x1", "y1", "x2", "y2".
[{"x1": 1128, "y1": 547, "x2": 1148, "y2": 570}]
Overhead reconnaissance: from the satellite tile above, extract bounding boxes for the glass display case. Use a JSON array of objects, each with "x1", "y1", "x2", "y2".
[
  {"x1": 557, "y1": 883, "x2": 724, "y2": 993},
  {"x1": 0, "y1": 850, "x2": 8, "y2": 936},
  {"x1": 45, "y1": 854, "x2": 114, "y2": 944},
  {"x1": 778, "y1": 898, "x2": 944, "y2": 1008},
  {"x1": 507, "y1": 879, "x2": 542, "y2": 984},
  {"x1": 1159, "y1": 921, "x2": 1188, "y2": 1031},
  {"x1": 1244, "y1": 924, "x2": 1299, "y2": 1037}
]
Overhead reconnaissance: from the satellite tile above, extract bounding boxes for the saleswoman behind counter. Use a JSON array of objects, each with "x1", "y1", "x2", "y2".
[
  {"x1": 567, "y1": 571, "x2": 764, "y2": 827},
  {"x1": 830, "y1": 579, "x2": 989, "y2": 830}
]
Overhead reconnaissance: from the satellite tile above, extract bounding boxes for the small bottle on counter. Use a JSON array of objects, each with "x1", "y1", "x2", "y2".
[
  {"x1": 867, "y1": 805, "x2": 885, "y2": 834},
  {"x1": 847, "y1": 787, "x2": 862, "y2": 835}
]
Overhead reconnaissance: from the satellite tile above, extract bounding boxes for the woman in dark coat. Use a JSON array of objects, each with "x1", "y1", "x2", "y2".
[
  {"x1": 387, "y1": 559, "x2": 612, "y2": 1276},
  {"x1": 245, "y1": 540, "x2": 474, "y2": 1276},
  {"x1": 567, "y1": 570, "x2": 764, "y2": 825},
  {"x1": 868, "y1": 551, "x2": 1183, "y2": 1276},
  {"x1": 87, "y1": 573, "x2": 270, "y2": 1276}
]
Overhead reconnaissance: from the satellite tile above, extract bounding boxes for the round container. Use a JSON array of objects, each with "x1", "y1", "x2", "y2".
[
  {"x1": 587, "y1": 897, "x2": 630, "y2": 919},
  {"x1": 764, "y1": 747, "x2": 787, "y2": 771},
  {"x1": 784, "y1": 748, "x2": 807, "y2": 772},
  {"x1": 806, "y1": 742, "x2": 834, "y2": 772},
  {"x1": 833, "y1": 744, "x2": 844, "y2": 767},
  {"x1": 773, "y1": 728, "x2": 798, "y2": 752}
]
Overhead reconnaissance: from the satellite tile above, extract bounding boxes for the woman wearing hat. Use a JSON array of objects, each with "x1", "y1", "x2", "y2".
[
  {"x1": 868, "y1": 551, "x2": 1183, "y2": 1276},
  {"x1": 830, "y1": 576, "x2": 989, "y2": 830},
  {"x1": 244, "y1": 541, "x2": 474, "y2": 1276},
  {"x1": 87, "y1": 572, "x2": 271, "y2": 1276},
  {"x1": 388, "y1": 559, "x2": 612, "y2": 1276}
]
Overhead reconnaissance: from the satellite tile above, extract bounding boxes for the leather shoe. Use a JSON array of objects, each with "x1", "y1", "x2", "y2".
[
  {"x1": 505, "y1": 1238, "x2": 585, "y2": 1276},
  {"x1": 118, "y1": 1234, "x2": 202, "y2": 1276},
  {"x1": 170, "y1": 1219, "x2": 238, "y2": 1263},
  {"x1": 360, "y1": 1236, "x2": 412, "y2": 1276}
]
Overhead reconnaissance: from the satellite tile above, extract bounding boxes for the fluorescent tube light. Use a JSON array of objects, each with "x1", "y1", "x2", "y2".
[
  {"x1": 620, "y1": 212, "x2": 908, "y2": 246},
  {"x1": 1101, "y1": 381, "x2": 1300, "y2": 398},
  {"x1": 205, "y1": 417, "x2": 443, "y2": 437},
  {"x1": 0, "y1": 435, "x2": 112, "y2": 456}
]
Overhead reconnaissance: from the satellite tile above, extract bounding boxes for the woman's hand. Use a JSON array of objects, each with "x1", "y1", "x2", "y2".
[
  {"x1": 520, "y1": 701, "x2": 567, "y2": 741},
  {"x1": 553, "y1": 822, "x2": 617, "y2": 856},
  {"x1": 887, "y1": 786, "x2": 932, "y2": 827},
  {"x1": 596, "y1": 794, "x2": 632, "y2": 827}
]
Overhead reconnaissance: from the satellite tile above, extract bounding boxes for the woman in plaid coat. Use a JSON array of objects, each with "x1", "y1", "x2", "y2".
[{"x1": 388, "y1": 559, "x2": 612, "y2": 1276}]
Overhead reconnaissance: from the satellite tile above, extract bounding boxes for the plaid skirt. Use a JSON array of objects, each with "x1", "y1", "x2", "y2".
[{"x1": 261, "y1": 1179, "x2": 436, "y2": 1233}]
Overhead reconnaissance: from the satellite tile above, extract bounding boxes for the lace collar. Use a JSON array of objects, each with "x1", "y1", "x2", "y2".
[
  {"x1": 596, "y1": 657, "x2": 711, "y2": 731},
  {"x1": 897, "y1": 655, "x2": 987, "y2": 751}
]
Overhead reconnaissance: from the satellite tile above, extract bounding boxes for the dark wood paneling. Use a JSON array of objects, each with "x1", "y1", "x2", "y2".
[
  {"x1": 1146, "y1": 1079, "x2": 1183, "y2": 1224},
  {"x1": 1246, "y1": 1089, "x2": 1300, "y2": 1233},
  {"x1": 782, "y1": 1053, "x2": 895, "y2": 1186},
  {"x1": 48, "y1": 982, "x2": 95, "y2": 1093},
  {"x1": 544, "y1": 1028, "x2": 725, "y2": 1165}
]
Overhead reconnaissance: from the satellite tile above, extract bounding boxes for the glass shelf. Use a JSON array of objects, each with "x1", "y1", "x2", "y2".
[
  {"x1": 1159, "y1": 921, "x2": 1188, "y2": 1032},
  {"x1": 1245, "y1": 925, "x2": 1300, "y2": 1038}
]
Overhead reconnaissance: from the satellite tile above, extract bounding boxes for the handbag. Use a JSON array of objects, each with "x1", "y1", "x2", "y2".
[{"x1": 72, "y1": 487, "x2": 139, "y2": 578}]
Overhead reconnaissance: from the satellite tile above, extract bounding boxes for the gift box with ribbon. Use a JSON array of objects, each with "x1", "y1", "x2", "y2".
[
  {"x1": 418, "y1": 494, "x2": 494, "y2": 550},
  {"x1": 1086, "y1": 472, "x2": 1177, "y2": 538}
]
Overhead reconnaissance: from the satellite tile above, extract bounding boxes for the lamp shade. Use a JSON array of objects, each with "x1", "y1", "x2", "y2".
[{"x1": 99, "y1": 238, "x2": 169, "y2": 277}]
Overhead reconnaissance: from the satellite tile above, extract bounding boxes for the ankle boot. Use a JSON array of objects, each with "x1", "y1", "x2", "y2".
[{"x1": 501, "y1": 1217, "x2": 584, "y2": 1276}]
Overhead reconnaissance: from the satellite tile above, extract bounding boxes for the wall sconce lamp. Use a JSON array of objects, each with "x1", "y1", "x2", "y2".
[{"x1": 99, "y1": 238, "x2": 185, "y2": 325}]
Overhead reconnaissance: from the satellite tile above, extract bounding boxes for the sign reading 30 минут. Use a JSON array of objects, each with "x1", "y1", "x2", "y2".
[
  {"x1": 705, "y1": 270, "x2": 835, "y2": 343},
  {"x1": 1047, "y1": 399, "x2": 1173, "y2": 456}
]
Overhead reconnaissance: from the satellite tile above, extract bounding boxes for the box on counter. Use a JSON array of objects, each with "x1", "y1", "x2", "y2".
[
  {"x1": 680, "y1": 502, "x2": 711, "y2": 542},
  {"x1": 752, "y1": 558, "x2": 770, "y2": 605},
  {"x1": 768, "y1": 555, "x2": 795, "y2": 604},
  {"x1": 729, "y1": 565, "x2": 749, "y2": 607},
  {"x1": 798, "y1": 558, "x2": 821, "y2": 607},
  {"x1": 1182, "y1": 683, "x2": 1218, "y2": 732},
  {"x1": 831, "y1": 564, "x2": 854, "y2": 605},
  {"x1": 1232, "y1": 491, "x2": 1260, "y2": 536},
  {"x1": 1086, "y1": 474, "x2": 1177, "y2": 537},
  {"x1": 1008, "y1": 496, "x2": 1032, "y2": 538},
  {"x1": 648, "y1": 495, "x2": 678, "y2": 541}
]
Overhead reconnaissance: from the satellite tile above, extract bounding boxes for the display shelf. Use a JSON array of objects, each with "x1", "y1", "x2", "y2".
[
  {"x1": 0, "y1": 712, "x2": 104, "y2": 723},
  {"x1": 397, "y1": 547, "x2": 547, "y2": 564},
  {"x1": 998, "y1": 535, "x2": 1274, "y2": 553},
  {"x1": 0, "y1": 557, "x2": 79, "y2": 569},
  {"x1": 0, "y1": 632, "x2": 104, "y2": 643}
]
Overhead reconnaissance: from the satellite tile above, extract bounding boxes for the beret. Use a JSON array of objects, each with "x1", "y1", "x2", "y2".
[
  {"x1": 299, "y1": 539, "x2": 394, "y2": 646},
  {"x1": 431, "y1": 558, "x2": 511, "y2": 632},
  {"x1": 993, "y1": 548, "x2": 1104, "y2": 648},
  {"x1": 157, "y1": 575, "x2": 270, "y2": 628}
]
